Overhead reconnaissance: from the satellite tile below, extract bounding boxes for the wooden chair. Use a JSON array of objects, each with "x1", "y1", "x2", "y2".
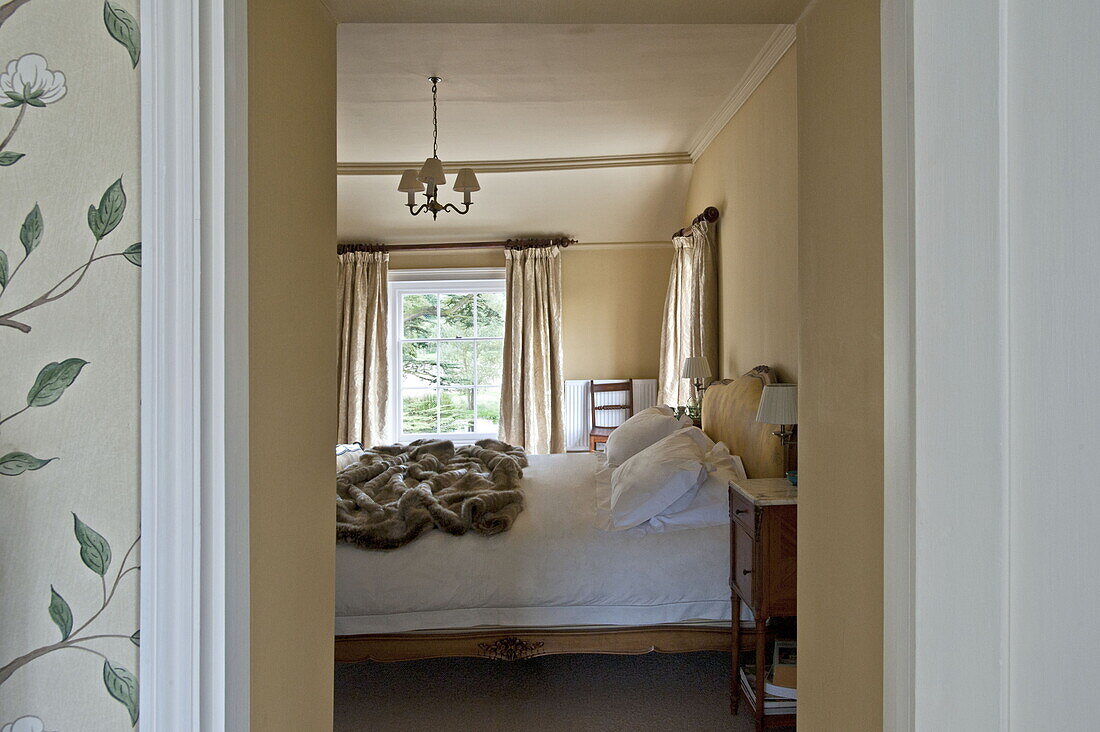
[{"x1": 588, "y1": 380, "x2": 634, "y2": 452}]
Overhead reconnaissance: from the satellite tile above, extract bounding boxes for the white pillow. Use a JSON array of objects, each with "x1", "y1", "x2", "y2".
[
  {"x1": 636, "y1": 441, "x2": 749, "y2": 533},
  {"x1": 605, "y1": 406, "x2": 692, "y2": 466},
  {"x1": 606, "y1": 428, "x2": 708, "y2": 529},
  {"x1": 336, "y1": 443, "x2": 365, "y2": 470}
]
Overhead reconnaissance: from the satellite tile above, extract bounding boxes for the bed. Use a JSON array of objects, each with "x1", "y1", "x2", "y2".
[{"x1": 334, "y1": 366, "x2": 784, "y2": 662}]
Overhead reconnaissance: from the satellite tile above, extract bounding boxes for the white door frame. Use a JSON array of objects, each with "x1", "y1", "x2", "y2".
[
  {"x1": 138, "y1": 1, "x2": 1012, "y2": 729},
  {"x1": 881, "y1": 1, "x2": 916, "y2": 728},
  {"x1": 882, "y1": 0, "x2": 1011, "y2": 729},
  {"x1": 139, "y1": 0, "x2": 250, "y2": 728}
]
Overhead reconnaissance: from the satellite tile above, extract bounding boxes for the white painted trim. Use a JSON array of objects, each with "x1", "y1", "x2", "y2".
[
  {"x1": 388, "y1": 267, "x2": 505, "y2": 281},
  {"x1": 381, "y1": 243, "x2": 669, "y2": 255},
  {"x1": 687, "y1": 24, "x2": 797, "y2": 161},
  {"x1": 881, "y1": 0, "x2": 915, "y2": 729},
  {"x1": 140, "y1": 0, "x2": 249, "y2": 729},
  {"x1": 337, "y1": 152, "x2": 692, "y2": 176}
]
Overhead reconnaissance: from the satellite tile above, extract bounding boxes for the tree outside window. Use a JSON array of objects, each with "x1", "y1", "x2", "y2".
[{"x1": 397, "y1": 287, "x2": 504, "y2": 439}]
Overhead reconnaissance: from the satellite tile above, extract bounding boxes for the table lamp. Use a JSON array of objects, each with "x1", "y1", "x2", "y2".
[
  {"x1": 681, "y1": 357, "x2": 712, "y2": 417},
  {"x1": 755, "y1": 383, "x2": 798, "y2": 484}
]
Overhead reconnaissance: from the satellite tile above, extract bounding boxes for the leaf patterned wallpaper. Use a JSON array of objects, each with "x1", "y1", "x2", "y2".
[{"x1": 0, "y1": 0, "x2": 142, "y2": 729}]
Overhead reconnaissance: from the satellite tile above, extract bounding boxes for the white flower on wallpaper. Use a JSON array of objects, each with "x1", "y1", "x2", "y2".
[
  {"x1": 0, "y1": 53, "x2": 66, "y2": 167},
  {"x1": 1, "y1": 716, "x2": 57, "y2": 732},
  {"x1": 0, "y1": 54, "x2": 67, "y2": 107}
]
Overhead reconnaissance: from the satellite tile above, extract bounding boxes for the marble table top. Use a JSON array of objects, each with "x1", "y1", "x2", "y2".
[{"x1": 730, "y1": 477, "x2": 798, "y2": 506}]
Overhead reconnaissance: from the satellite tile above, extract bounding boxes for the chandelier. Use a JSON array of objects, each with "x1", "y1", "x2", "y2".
[{"x1": 398, "y1": 76, "x2": 480, "y2": 219}]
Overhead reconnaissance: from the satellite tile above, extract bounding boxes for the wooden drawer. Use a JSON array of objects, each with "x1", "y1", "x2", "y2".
[
  {"x1": 729, "y1": 485, "x2": 756, "y2": 534},
  {"x1": 731, "y1": 521, "x2": 755, "y2": 607}
]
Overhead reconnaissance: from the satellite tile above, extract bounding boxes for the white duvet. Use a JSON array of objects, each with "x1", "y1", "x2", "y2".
[{"x1": 334, "y1": 452, "x2": 731, "y2": 635}]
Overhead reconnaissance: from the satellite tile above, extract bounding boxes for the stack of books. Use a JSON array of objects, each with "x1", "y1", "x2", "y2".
[
  {"x1": 739, "y1": 667, "x2": 797, "y2": 716},
  {"x1": 739, "y1": 639, "x2": 797, "y2": 716}
]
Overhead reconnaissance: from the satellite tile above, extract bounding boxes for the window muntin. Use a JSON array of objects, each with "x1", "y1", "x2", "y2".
[{"x1": 392, "y1": 282, "x2": 505, "y2": 441}]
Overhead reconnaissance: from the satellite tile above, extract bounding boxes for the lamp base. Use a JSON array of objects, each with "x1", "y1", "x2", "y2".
[{"x1": 772, "y1": 426, "x2": 797, "y2": 475}]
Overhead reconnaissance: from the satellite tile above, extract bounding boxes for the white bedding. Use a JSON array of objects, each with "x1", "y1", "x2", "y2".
[{"x1": 334, "y1": 452, "x2": 732, "y2": 635}]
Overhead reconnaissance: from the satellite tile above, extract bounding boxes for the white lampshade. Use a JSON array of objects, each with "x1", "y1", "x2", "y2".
[
  {"x1": 398, "y1": 169, "x2": 425, "y2": 193},
  {"x1": 417, "y1": 157, "x2": 446, "y2": 186},
  {"x1": 756, "y1": 383, "x2": 798, "y2": 425},
  {"x1": 453, "y1": 167, "x2": 481, "y2": 192},
  {"x1": 681, "y1": 356, "x2": 712, "y2": 380}
]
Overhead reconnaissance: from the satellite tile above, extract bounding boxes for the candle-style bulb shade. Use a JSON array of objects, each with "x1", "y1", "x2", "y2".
[
  {"x1": 417, "y1": 157, "x2": 446, "y2": 186},
  {"x1": 453, "y1": 167, "x2": 481, "y2": 192},
  {"x1": 681, "y1": 356, "x2": 712, "y2": 380},
  {"x1": 398, "y1": 169, "x2": 425, "y2": 193},
  {"x1": 756, "y1": 383, "x2": 798, "y2": 425}
]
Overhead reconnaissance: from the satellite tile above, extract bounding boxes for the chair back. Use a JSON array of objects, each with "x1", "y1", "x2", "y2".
[{"x1": 589, "y1": 380, "x2": 634, "y2": 430}]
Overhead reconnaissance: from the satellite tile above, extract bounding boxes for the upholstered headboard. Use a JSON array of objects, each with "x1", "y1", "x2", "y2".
[{"x1": 700, "y1": 365, "x2": 785, "y2": 479}]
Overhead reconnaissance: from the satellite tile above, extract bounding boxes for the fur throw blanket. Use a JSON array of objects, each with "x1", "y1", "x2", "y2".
[{"x1": 336, "y1": 438, "x2": 528, "y2": 550}]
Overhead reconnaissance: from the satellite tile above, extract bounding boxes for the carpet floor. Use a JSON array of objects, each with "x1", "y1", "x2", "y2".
[{"x1": 334, "y1": 652, "x2": 786, "y2": 731}]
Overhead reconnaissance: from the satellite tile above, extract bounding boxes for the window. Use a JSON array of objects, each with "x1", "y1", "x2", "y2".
[{"x1": 389, "y1": 270, "x2": 505, "y2": 443}]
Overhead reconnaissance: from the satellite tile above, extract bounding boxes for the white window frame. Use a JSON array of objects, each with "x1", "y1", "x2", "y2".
[{"x1": 388, "y1": 268, "x2": 506, "y2": 444}]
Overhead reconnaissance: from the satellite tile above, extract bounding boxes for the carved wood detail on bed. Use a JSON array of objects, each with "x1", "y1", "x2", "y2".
[{"x1": 334, "y1": 625, "x2": 747, "y2": 663}]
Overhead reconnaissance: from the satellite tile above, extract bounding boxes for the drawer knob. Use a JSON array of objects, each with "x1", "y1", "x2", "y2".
[
  {"x1": 742, "y1": 569, "x2": 752, "y2": 575},
  {"x1": 734, "y1": 509, "x2": 748, "y2": 515}
]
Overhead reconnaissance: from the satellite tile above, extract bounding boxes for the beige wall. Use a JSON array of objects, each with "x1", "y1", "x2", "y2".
[
  {"x1": 389, "y1": 245, "x2": 672, "y2": 380},
  {"x1": 560, "y1": 246, "x2": 672, "y2": 379},
  {"x1": 249, "y1": 1, "x2": 337, "y2": 729},
  {"x1": 796, "y1": 0, "x2": 884, "y2": 728},
  {"x1": 684, "y1": 48, "x2": 799, "y2": 384}
]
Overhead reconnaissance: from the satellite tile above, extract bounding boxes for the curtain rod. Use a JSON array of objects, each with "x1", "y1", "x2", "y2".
[
  {"x1": 337, "y1": 238, "x2": 576, "y2": 255},
  {"x1": 673, "y1": 206, "x2": 720, "y2": 238}
]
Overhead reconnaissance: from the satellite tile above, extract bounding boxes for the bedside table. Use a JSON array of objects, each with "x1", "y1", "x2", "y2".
[{"x1": 729, "y1": 478, "x2": 797, "y2": 730}]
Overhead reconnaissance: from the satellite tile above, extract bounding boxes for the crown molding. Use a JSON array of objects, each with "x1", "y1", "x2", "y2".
[
  {"x1": 571, "y1": 241, "x2": 670, "y2": 251},
  {"x1": 687, "y1": 24, "x2": 797, "y2": 161},
  {"x1": 337, "y1": 152, "x2": 692, "y2": 176}
]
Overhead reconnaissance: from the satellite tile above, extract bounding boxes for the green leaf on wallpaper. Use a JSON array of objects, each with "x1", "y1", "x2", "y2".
[
  {"x1": 48, "y1": 585, "x2": 73, "y2": 640},
  {"x1": 73, "y1": 513, "x2": 112, "y2": 577},
  {"x1": 103, "y1": 1, "x2": 141, "y2": 69},
  {"x1": 0, "y1": 451, "x2": 58, "y2": 475},
  {"x1": 122, "y1": 242, "x2": 141, "y2": 267},
  {"x1": 0, "y1": 249, "x2": 7, "y2": 289},
  {"x1": 129, "y1": 629, "x2": 140, "y2": 646},
  {"x1": 27, "y1": 358, "x2": 89, "y2": 407},
  {"x1": 88, "y1": 178, "x2": 126, "y2": 240},
  {"x1": 20, "y1": 204, "x2": 43, "y2": 255},
  {"x1": 0, "y1": 151, "x2": 24, "y2": 166},
  {"x1": 102, "y1": 659, "x2": 139, "y2": 726}
]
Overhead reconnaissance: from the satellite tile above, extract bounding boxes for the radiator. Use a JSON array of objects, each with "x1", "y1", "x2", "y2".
[{"x1": 564, "y1": 379, "x2": 658, "y2": 452}]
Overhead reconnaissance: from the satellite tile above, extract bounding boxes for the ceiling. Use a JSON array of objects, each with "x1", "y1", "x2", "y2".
[{"x1": 337, "y1": 23, "x2": 790, "y2": 244}]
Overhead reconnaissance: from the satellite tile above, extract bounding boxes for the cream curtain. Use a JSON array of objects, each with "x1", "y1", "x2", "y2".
[
  {"x1": 658, "y1": 220, "x2": 719, "y2": 406},
  {"x1": 500, "y1": 245, "x2": 566, "y2": 454},
  {"x1": 337, "y1": 250, "x2": 389, "y2": 446}
]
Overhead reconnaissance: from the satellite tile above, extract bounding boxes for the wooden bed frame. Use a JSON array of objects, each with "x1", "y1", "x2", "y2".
[{"x1": 335, "y1": 366, "x2": 784, "y2": 663}]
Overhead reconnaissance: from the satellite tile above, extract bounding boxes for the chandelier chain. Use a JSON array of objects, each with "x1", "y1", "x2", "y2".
[{"x1": 431, "y1": 78, "x2": 438, "y2": 159}]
